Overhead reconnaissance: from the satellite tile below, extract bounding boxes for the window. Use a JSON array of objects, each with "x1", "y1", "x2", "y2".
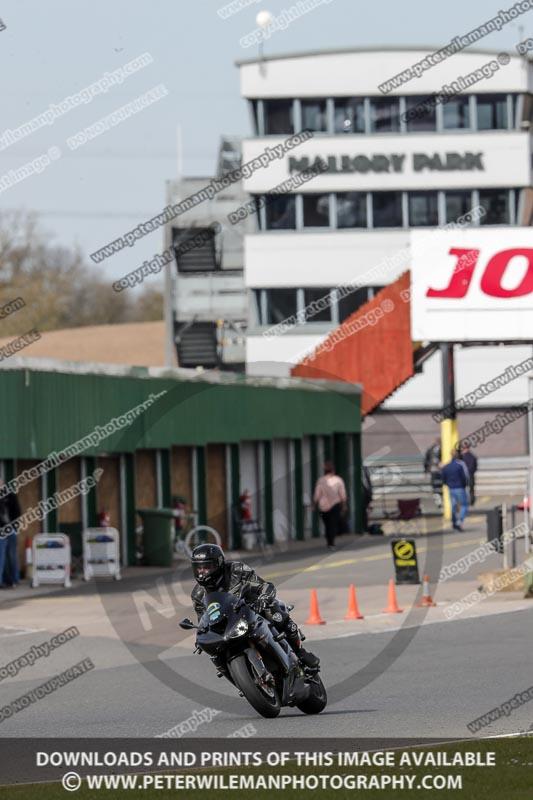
[
  {"x1": 521, "y1": 94, "x2": 532, "y2": 128},
  {"x1": 336, "y1": 192, "x2": 367, "y2": 228},
  {"x1": 479, "y1": 190, "x2": 510, "y2": 224},
  {"x1": 405, "y1": 95, "x2": 437, "y2": 131},
  {"x1": 408, "y1": 192, "x2": 439, "y2": 226},
  {"x1": 370, "y1": 97, "x2": 400, "y2": 132},
  {"x1": 252, "y1": 289, "x2": 263, "y2": 325},
  {"x1": 265, "y1": 195, "x2": 296, "y2": 229},
  {"x1": 445, "y1": 191, "x2": 473, "y2": 224},
  {"x1": 257, "y1": 93, "x2": 522, "y2": 135},
  {"x1": 303, "y1": 194, "x2": 330, "y2": 227},
  {"x1": 334, "y1": 98, "x2": 365, "y2": 133},
  {"x1": 263, "y1": 99, "x2": 294, "y2": 134},
  {"x1": 337, "y1": 286, "x2": 371, "y2": 322},
  {"x1": 301, "y1": 99, "x2": 328, "y2": 132},
  {"x1": 442, "y1": 96, "x2": 471, "y2": 129},
  {"x1": 476, "y1": 94, "x2": 508, "y2": 130},
  {"x1": 254, "y1": 196, "x2": 269, "y2": 230},
  {"x1": 512, "y1": 190, "x2": 519, "y2": 224},
  {"x1": 372, "y1": 192, "x2": 403, "y2": 227},
  {"x1": 264, "y1": 289, "x2": 298, "y2": 325},
  {"x1": 303, "y1": 288, "x2": 333, "y2": 322},
  {"x1": 249, "y1": 100, "x2": 260, "y2": 135}
]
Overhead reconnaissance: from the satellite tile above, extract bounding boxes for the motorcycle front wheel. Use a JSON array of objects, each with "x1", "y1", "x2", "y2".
[{"x1": 228, "y1": 654, "x2": 281, "y2": 718}]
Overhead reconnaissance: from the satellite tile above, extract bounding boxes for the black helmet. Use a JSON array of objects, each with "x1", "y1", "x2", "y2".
[{"x1": 191, "y1": 544, "x2": 225, "y2": 587}]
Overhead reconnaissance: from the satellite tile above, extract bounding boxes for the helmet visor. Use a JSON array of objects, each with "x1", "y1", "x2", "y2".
[{"x1": 193, "y1": 560, "x2": 219, "y2": 583}]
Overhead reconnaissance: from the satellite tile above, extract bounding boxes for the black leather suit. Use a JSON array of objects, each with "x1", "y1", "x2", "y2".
[{"x1": 191, "y1": 560, "x2": 301, "y2": 646}]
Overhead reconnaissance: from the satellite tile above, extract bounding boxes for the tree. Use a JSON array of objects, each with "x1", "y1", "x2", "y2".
[{"x1": 0, "y1": 210, "x2": 163, "y2": 335}]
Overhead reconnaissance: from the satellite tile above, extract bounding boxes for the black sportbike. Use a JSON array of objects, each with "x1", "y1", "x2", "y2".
[{"x1": 180, "y1": 585, "x2": 327, "y2": 718}]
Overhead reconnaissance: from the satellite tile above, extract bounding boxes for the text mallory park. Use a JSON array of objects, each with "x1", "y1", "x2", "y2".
[{"x1": 288, "y1": 152, "x2": 484, "y2": 175}]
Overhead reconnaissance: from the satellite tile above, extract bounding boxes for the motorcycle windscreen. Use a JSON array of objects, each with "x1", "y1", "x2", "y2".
[{"x1": 201, "y1": 590, "x2": 237, "y2": 628}]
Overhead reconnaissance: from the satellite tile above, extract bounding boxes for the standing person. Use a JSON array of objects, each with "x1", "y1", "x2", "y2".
[
  {"x1": 362, "y1": 465, "x2": 373, "y2": 533},
  {"x1": 424, "y1": 438, "x2": 442, "y2": 509},
  {"x1": 441, "y1": 450, "x2": 470, "y2": 532},
  {"x1": 0, "y1": 478, "x2": 21, "y2": 588},
  {"x1": 312, "y1": 462, "x2": 347, "y2": 552},
  {"x1": 461, "y1": 445, "x2": 478, "y2": 506}
]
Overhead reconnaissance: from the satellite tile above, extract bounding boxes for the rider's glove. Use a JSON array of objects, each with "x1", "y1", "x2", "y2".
[{"x1": 255, "y1": 596, "x2": 269, "y2": 614}]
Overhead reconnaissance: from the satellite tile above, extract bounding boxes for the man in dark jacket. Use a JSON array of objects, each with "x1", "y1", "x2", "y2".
[
  {"x1": 461, "y1": 446, "x2": 478, "y2": 506},
  {"x1": 362, "y1": 466, "x2": 373, "y2": 533},
  {"x1": 441, "y1": 450, "x2": 470, "y2": 531},
  {"x1": 0, "y1": 479, "x2": 21, "y2": 588},
  {"x1": 190, "y1": 544, "x2": 319, "y2": 668}
]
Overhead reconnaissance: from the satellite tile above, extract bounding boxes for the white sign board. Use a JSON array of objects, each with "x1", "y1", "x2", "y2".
[
  {"x1": 241, "y1": 133, "x2": 529, "y2": 192},
  {"x1": 411, "y1": 228, "x2": 533, "y2": 342}
]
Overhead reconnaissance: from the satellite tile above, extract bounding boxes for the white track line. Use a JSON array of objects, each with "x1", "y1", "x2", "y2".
[
  {"x1": 318, "y1": 603, "x2": 533, "y2": 641},
  {"x1": 0, "y1": 625, "x2": 43, "y2": 637}
]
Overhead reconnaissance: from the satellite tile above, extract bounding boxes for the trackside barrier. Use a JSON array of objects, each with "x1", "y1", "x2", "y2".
[
  {"x1": 32, "y1": 534, "x2": 71, "y2": 588},
  {"x1": 83, "y1": 527, "x2": 121, "y2": 581}
]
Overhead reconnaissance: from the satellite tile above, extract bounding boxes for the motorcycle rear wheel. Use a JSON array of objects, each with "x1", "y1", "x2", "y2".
[
  {"x1": 296, "y1": 676, "x2": 327, "y2": 714},
  {"x1": 228, "y1": 655, "x2": 281, "y2": 718}
]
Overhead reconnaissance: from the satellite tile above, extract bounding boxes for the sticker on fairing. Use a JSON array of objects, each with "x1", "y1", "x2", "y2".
[{"x1": 207, "y1": 602, "x2": 221, "y2": 621}]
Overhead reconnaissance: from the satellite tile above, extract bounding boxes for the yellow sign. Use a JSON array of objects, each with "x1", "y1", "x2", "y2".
[
  {"x1": 394, "y1": 540, "x2": 414, "y2": 560},
  {"x1": 391, "y1": 538, "x2": 420, "y2": 584}
]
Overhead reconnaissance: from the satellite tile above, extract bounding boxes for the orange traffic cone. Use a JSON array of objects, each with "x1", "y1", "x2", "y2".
[
  {"x1": 344, "y1": 583, "x2": 364, "y2": 620},
  {"x1": 417, "y1": 575, "x2": 437, "y2": 607},
  {"x1": 304, "y1": 589, "x2": 326, "y2": 625},
  {"x1": 383, "y1": 579, "x2": 403, "y2": 614}
]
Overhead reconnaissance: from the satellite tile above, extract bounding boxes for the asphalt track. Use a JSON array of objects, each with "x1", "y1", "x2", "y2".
[{"x1": 0, "y1": 528, "x2": 531, "y2": 743}]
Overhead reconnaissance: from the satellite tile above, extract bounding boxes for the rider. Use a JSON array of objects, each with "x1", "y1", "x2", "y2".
[{"x1": 190, "y1": 544, "x2": 320, "y2": 668}]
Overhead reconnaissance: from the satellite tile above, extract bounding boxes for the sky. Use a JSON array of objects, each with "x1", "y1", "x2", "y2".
[{"x1": 0, "y1": 0, "x2": 530, "y2": 283}]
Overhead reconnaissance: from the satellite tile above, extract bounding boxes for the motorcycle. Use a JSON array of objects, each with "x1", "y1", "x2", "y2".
[{"x1": 179, "y1": 585, "x2": 327, "y2": 719}]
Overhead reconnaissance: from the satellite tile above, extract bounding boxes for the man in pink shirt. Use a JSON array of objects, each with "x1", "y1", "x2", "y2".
[{"x1": 312, "y1": 462, "x2": 347, "y2": 551}]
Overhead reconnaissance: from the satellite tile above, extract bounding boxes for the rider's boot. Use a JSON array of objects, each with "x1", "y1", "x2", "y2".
[{"x1": 286, "y1": 632, "x2": 320, "y2": 669}]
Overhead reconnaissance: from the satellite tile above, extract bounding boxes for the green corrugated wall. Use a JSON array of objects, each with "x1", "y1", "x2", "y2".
[{"x1": 0, "y1": 368, "x2": 361, "y2": 458}]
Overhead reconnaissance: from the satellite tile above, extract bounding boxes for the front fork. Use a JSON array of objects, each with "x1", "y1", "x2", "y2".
[
  {"x1": 208, "y1": 653, "x2": 235, "y2": 686},
  {"x1": 242, "y1": 645, "x2": 275, "y2": 688},
  {"x1": 210, "y1": 644, "x2": 271, "y2": 688}
]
